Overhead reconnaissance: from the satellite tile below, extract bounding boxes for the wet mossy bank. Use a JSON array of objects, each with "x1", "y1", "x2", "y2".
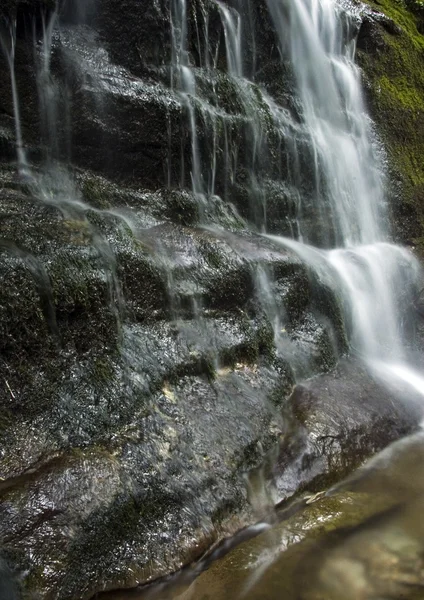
[{"x1": 357, "y1": 0, "x2": 424, "y2": 250}]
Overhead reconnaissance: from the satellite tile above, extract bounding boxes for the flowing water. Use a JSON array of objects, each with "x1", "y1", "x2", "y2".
[
  {"x1": 2, "y1": 1, "x2": 419, "y2": 368},
  {"x1": 142, "y1": 0, "x2": 424, "y2": 594},
  {"x1": 0, "y1": 16, "x2": 28, "y2": 174},
  {"x1": 167, "y1": 0, "x2": 424, "y2": 389},
  {"x1": 263, "y1": 0, "x2": 424, "y2": 392},
  {"x1": 1, "y1": 0, "x2": 424, "y2": 596}
]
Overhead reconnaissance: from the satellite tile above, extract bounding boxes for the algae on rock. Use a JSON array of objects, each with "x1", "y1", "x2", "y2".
[{"x1": 357, "y1": 0, "x2": 424, "y2": 250}]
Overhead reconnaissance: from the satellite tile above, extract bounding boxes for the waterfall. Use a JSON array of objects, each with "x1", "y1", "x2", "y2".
[
  {"x1": 1, "y1": 1, "x2": 424, "y2": 592},
  {"x1": 0, "y1": 3, "x2": 128, "y2": 338},
  {"x1": 217, "y1": 1, "x2": 243, "y2": 78},
  {"x1": 264, "y1": 0, "x2": 424, "y2": 390},
  {"x1": 2, "y1": 0, "x2": 423, "y2": 391},
  {"x1": 267, "y1": 0, "x2": 385, "y2": 247},
  {"x1": 166, "y1": 0, "x2": 423, "y2": 389},
  {"x1": 36, "y1": 9, "x2": 61, "y2": 164},
  {"x1": 171, "y1": 0, "x2": 205, "y2": 197},
  {"x1": 0, "y1": 17, "x2": 28, "y2": 175}
]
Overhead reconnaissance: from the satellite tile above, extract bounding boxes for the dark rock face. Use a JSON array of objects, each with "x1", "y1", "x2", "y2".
[
  {"x1": 0, "y1": 0, "x2": 422, "y2": 598},
  {"x1": 0, "y1": 365, "x2": 285, "y2": 599},
  {"x1": 275, "y1": 359, "x2": 422, "y2": 501},
  {"x1": 0, "y1": 170, "x2": 348, "y2": 597},
  {"x1": 95, "y1": 0, "x2": 172, "y2": 75}
]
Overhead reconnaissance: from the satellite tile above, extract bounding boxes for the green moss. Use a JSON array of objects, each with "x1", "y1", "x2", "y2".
[
  {"x1": 379, "y1": 74, "x2": 424, "y2": 112},
  {"x1": 81, "y1": 178, "x2": 112, "y2": 210},
  {"x1": 91, "y1": 357, "x2": 116, "y2": 384},
  {"x1": 201, "y1": 240, "x2": 222, "y2": 270},
  {"x1": 358, "y1": 0, "x2": 424, "y2": 248},
  {"x1": 163, "y1": 190, "x2": 199, "y2": 225}
]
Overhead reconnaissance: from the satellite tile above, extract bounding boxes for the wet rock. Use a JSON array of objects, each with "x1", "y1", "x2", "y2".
[
  {"x1": 357, "y1": 8, "x2": 401, "y2": 54},
  {"x1": 94, "y1": 0, "x2": 171, "y2": 76},
  {"x1": 52, "y1": 24, "x2": 295, "y2": 192},
  {"x1": 49, "y1": 25, "x2": 185, "y2": 187},
  {"x1": 0, "y1": 41, "x2": 39, "y2": 160},
  {"x1": 0, "y1": 0, "x2": 422, "y2": 598},
  {"x1": 357, "y1": 15, "x2": 388, "y2": 54},
  {"x1": 275, "y1": 359, "x2": 423, "y2": 500},
  {"x1": 166, "y1": 433, "x2": 424, "y2": 600},
  {"x1": 0, "y1": 365, "x2": 286, "y2": 600},
  {"x1": 0, "y1": 0, "x2": 56, "y2": 19},
  {"x1": 0, "y1": 172, "x2": 347, "y2": 598}
]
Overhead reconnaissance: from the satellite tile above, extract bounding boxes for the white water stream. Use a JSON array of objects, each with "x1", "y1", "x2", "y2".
[
  {"x1": 1, "y1": 0, "x2": 423, "y2": 399},
  {"x1": 0, "y1": 17, "x2": 28, "y2": 175},
  {"x1": 265, "y1": 0, "x2": 424, "y2": 399},
  {"x1": 169, "y1": 0, "x2": 424, "y2": 400}
]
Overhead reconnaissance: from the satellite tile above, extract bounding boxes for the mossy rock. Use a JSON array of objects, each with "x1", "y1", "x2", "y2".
[{"x1": 358, "y1": 0, "x2": 424, "y2": 251}]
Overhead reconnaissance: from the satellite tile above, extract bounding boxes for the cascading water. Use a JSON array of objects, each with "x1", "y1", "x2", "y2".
[
  {"x1": 0, "y1": 17, "x2": 28, "y2": 175},
  {"x1": 267, "y1": 0, "x2": 385, "y2": 247},
  {"x1": 217, "y1": 1, "x2": 242, "y2": 78},
  {"x1": 171, "y1": 0, "x2": 208, "y2": 198},
  {"x1": 1, "y1": 0, "x2": 421, "y2": 411},
  {"x1": 1, "y1": 0, "x2": 424, "y2": 595},
  {"x1": 0, "y1": 2, "x2": 128, "y2": 338},
  {"x1": 168, "y1": 0, "x2": 424, "y2": 396},
  {"x1": 36, "y1": 8, "x2": 61, "y2": 164},
  {"x1": 264, "y1": 0, "x2": 424, "y2": 393}
]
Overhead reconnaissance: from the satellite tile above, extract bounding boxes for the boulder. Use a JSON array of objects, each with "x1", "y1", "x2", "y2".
[
  {"x1": 275, "y1": 359, "x2": 423, "y2": 500},
  {"x1": 165, "y1": 432, "x2": 424, "y2": 600},
  {"x1": 0, "y1": 165, "x2": 351, "y2": 598}
]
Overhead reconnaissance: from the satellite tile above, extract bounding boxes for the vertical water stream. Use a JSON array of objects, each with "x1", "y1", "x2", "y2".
[
  {"x1": 0, "y1": 17, "x2": 28, "y2": 175},
  {"x1": 0, "y1": 2, "x2": 128, "y2": 339},
  {"x1": 0, "y1": 1, "x2": 423, "y2": 595},
  {"x1": 265, "y1": 0, "x2": 424, "y2": 389},
  {"x1": 170, "y1": 0, "x2": 424, "y2": 395},
  {"x1": 1, "y1": 0, "x2": 423, "y2": 401}
]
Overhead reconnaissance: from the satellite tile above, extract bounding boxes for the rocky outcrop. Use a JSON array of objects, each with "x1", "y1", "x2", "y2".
[
  {"x1": 0, "y1": 165, "x2": 350, "y2": 597},
  {"x1": 173, "y1": 432, "x2": 424, "y2": 600},
  {"x1": 275, "y1": 359, "x2": 423, "y2": 500}
]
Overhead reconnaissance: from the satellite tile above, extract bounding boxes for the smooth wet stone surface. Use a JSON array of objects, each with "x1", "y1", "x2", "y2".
[
  {"x1": 274, "y1": 358, "x2": 424, "y2": 501},
  {"x1": 0, "y1": 177, "x2": 421, "y2": 598},
  {"x1": 0, "y1": 167, "x2": 367, "y2": 599},
  {"x1": 136, "y1": 432, "x2": 424, "y2": 600}
]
